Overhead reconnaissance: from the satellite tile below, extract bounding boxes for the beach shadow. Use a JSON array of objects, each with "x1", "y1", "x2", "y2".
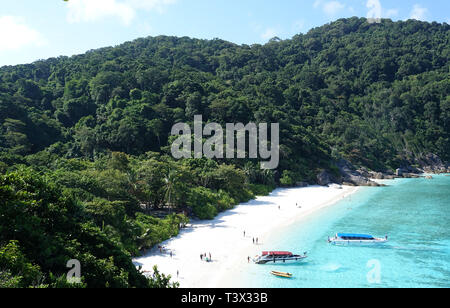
[{"x1": 242, "y1": 199, "x2": 277, "y2": 207}]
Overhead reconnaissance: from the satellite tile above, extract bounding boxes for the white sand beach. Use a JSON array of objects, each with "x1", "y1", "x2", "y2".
[{"x1": 133, "y1": 184, "x2": 359, "y2": 288}]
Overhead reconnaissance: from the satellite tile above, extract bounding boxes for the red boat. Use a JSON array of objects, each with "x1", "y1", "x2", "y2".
[{"x1": 254, "y1": 251, "x2": 307, "y2": 264}]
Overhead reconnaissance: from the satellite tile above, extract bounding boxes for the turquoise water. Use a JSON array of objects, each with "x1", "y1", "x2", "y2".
[{"x1": 244, "y1": 175, "x2": 450, "y2": 288}]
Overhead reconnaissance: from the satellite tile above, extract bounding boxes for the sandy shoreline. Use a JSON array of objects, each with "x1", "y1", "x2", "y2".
[{"x1": 133, "y1": 184, "x2": 360, "y2": 288}]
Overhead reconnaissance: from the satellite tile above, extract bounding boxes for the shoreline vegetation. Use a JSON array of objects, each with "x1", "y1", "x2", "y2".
[{"x1": 0, "y1": 18, "x2": 449, "y2": 288}]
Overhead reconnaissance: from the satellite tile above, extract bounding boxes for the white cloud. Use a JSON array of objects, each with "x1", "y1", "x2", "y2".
[
  {"x1": 66, "y1": 0, "x2": 176, "y2": 25},
  {"x1": 366, "y1": 0, "x2": 382, "y2": 21},
  {"x1": 366, "y1": 1, "x2": 399, "y2": 22},
  {"x1": 410, "y1": 4, "x2": 428, "y2": 21},
  {"x1": 67, "y1": 0, "x2": 134, "y2": 25},
  {"x1": 261, "y1": 28, "x2": 278, "y2": 40},
  {"x1": 314, "y1": 1, "x2": 346, "y2": 17},
  {"x1": 0, "y1": 16, "x2": 46, "y2": 52},
  {"x1": 323, "y1": 1, "x2": 346, "y2": 16}
]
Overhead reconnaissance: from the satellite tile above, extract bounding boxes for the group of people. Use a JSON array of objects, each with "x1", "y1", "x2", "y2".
[
  {"x1": 200, "y1": 252, "x2": 212, "y2": 262},
  {"x1": 157, "y1": 245, "x2": 166, "y2": 253}
]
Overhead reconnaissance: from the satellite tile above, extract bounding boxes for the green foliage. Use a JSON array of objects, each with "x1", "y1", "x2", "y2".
[
  {"x1": 280, "y1": 170, "x2": 296, "y2": 187},
  {"x1": 0, "y1": 241, "x2": 43, "y2": 288},
  {"x1": 0, "y1": 169, "x2": 175, "y2": 288},
  {"x1": 0, "y1": 18, "x2": 447, "y2": 168},
  {"x1": 248, "y1": 184, "x2": 276, "y2": 196},
  {"x1": 187, "y1": 187, "x2": 219, "y2": 220},
  {"x1": 135, "y1": 213, "x2": 187, "y2": 249},
  {"x1": 0, "y1": 17, "x2": 449, "y2": 287}
]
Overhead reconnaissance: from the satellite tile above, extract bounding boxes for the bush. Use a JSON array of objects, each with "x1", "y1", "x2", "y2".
[{"x1": 187, "y1": 187, "x2": 219, "y2": 220}]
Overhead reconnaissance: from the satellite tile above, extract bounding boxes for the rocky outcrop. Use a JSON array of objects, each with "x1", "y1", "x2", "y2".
[
  {"x1": 391, "y1": 154, "x2": 449, "y2": 176},
  {"x1": 315, "y1": 153, "x2": 448, "y2": 187},
  {"x1": 415, "y1": 153, "x2": 448, "y2": 174},
  {"x1": 317, "y1": 170, "x2": 333, "y2": 186},
  {"x1": 336, "y1": 160, "x2": 381, "y2": 187},
  {"x1": 369, "y1": 171, "x2": 385, "y2": 180},
  {"x1": 402, "y1": 173, "x2": 421, "y2": 178}
]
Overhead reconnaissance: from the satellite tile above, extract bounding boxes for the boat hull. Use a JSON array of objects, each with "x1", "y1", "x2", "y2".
[
  {"x1": 329, "y1": 239, "x2": 388, "y2": 246},
  {"x1": 271, "y1": 271, "x2": 292, "y2": 278},
  {"x1": 255, "y1": 256, "x2": 307, "y2": 264}
]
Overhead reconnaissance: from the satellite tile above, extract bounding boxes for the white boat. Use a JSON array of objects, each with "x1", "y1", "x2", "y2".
[
  {"x1": 254, "y1": 251, "x2": 307, "y2": 264},
  {"x1": 328, "y1": 233, "x2": 388, "y2": 246}
]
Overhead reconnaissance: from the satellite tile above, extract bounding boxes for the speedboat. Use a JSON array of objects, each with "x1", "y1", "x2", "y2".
[
  {"x1": 254, "y1": 251, "x2": 307, "y2": 264},
  {"x1": 328, "y1": 233, "x2": 388, "y2": 246},
  {"x1": 271, "y1": 271, "x2": 293, "y2": 278}
]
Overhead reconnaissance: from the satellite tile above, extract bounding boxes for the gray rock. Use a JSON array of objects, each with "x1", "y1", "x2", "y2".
[
  {"x1": 415, "y1": 153, "x2": 447, "y2": 174},
  {"x1": 336, "y1": 159, "x2": 380, "y2": 187},
  {"x1": 358, "y1": 167, "x2": 370, "y2": 178},
  {"x1": 317, "y1": 170, "x2": 332, "y2": 186},
  {"x1": 402, "y1": 173, "x2": 420, "y2": 178},
  {"x1": 369, "y1": 172, "x2": 384, "y2": 180},
  {"x1": 296, "y1": 182, "x2": 309, "y2": 187}
]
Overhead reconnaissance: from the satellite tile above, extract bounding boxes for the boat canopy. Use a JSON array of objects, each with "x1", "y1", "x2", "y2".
[
  {"x1": 337, "y1": 233, "x2": 374, "y2": 240},
  {"x1": 262, "y1": 251, "x2": 293, "y2": 256}
]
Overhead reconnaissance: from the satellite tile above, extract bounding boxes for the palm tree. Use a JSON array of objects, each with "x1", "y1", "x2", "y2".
[{"x1": 164, "y1": 169, "x2": 178, "y2": 213}]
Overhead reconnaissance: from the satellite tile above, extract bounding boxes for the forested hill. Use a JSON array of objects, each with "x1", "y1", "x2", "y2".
[
  {"x1": 1, "y1": 17, "x2": 449, "y2": 174},
  {"x1": 0, "y1": 18, "x2": 448, "y2": 288}
]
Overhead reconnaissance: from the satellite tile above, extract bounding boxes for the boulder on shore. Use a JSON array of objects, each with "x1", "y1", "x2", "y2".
[
  {"x1": 317, "y1": 170, "x2": 332, "y2": 186},
  {"x1": 336, "y1": 160, "x2": 380, "y2": 187},
  {"x1": 296, "y1": 182, "x2": 309, "y2": 187}
]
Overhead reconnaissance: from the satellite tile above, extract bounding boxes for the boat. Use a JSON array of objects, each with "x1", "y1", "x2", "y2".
[
  {"x1": 271, "y1": 271, "x2": 293, "y2": 278},
  {"x1": 328, "y1": 233, "x2": 388, "y2": 246},
  {"x1": 254, "y1": 251, "x2": 307, "y2": 264}
]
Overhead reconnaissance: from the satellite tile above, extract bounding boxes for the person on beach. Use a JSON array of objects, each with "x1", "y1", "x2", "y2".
[
  {"x1": 200, "y1": 254, "x2": 203, "y2": 261},
  {"x1": 170, "y1": 251, "x2": 173, "y2": 258},
  {"x1": 253, "y1": 238, "x2": 255, "y2": 244},
  {"x1": 244, "y1": 231, "x2": 246, "y2": 237},
  {"x1": 209, "y1": 253, "x2": 212, "y2": 261},
  {"x1": 256, "y1": 238, "x2": 259, "y2": 245},
  {"x1": 248, "y1": 256, "x2": 250, "y2": 263},
  {"x1": 177, "y1": 270, "x2": 179, "y2": 278}
]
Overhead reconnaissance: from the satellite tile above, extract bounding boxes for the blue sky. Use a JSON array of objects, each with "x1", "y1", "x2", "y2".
[{"x1": 0, "y1": 0, "x2": 448, "y2": 67}]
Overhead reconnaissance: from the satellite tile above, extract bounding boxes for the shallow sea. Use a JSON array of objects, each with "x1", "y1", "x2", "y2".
[{"x1": 242, "y1": 175, "x2": 450, "y2": 288}]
